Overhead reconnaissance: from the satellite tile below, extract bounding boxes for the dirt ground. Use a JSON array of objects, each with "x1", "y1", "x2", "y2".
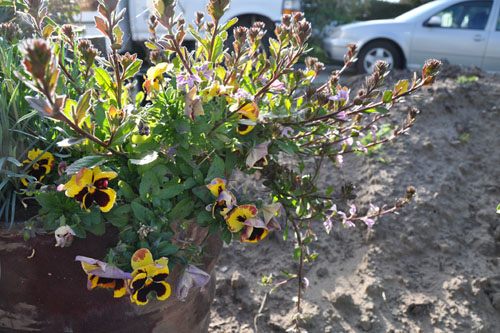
[{"x1": 209, "y1": 63, "x2": 500, "y2": 333}]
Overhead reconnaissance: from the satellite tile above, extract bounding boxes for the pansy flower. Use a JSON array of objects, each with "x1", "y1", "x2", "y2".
[
  {"x1": 21, "y1": 148, "x2": 54, "y2": 186},
  {"x1": 206, "y1": 178, "x2": 236, "y2": 217},
  {"x1": 75, "y1": 256, "x2": 132, "y2": 298},
  {"x1": 239, "y1": 217, "x2": 269, "y2": 243},
  {"x1": 225, "y1": 205, "x2": 258, "y2": 233},
  {"x1": 143, "y1": 62, "x2": 172, "y2": 98},
  {"x1": 62, "y1": 166, "x2": 117, "y2": 212},
  {"x1": 130, "y1": 248, "x2": 171, "y2": 306},
  {"x1": 206, "y1": 178, "x2": 226, "y2": 197},
  {"x1": 212, "y1": 189, "x2": 237, "y2": 218},
  {"x1": 236, "y1": 102, "x2": 259, "y2": 135}
]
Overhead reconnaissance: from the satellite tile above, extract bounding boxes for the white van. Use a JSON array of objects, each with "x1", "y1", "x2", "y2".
[{"x1": 76, "y1": 0, "x2": 301, "y2": 51}]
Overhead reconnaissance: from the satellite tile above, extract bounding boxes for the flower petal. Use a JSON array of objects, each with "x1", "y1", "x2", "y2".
[
  {"x1": 94, "y1": 188, "x2": 116, "y2": 212},
  {"x1": 92, "y1": 166, "x2": 118, "y2": 182},
  {"x1": 262, "y1": 203, "x2": 282, "y2": 228},
  {"x1": 131, "y1": 248, "x2": 155, "y2": 270},
  {"x1": 226, "y1": 205, "x2": 258, "y2": 233},
  {"x1": 246, "y1": 141, "x2": 269, "y2": 169},
  {"x1": 237, "y1": 102, "x2": 259, "y2": 121},
  {"x1": 176, "y1": 265, "x2": 211, "y2": 301},
  {"x1": 75, "y1": 256, "x2": 132, "y2": 280},
  {"x1": 240, "y1": 225, "x2": 268, "y2": 243},
  {"x1": 206, "y1": 178, "x2": 226, "y2": 197}
]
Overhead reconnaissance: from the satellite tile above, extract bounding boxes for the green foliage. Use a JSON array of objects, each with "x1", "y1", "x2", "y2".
[
  {"x1": 4, "y1": 0, "x2": 438, "y2": 321},
  {"x1": 458, "y1": 75, "x2": 478, "y2": 84}
]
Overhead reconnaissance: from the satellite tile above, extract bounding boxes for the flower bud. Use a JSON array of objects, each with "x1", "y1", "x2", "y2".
[
  {"x1": 292, "y1": 12, "x2": 305, "y2": 23},
  {"x1": 0, "y1": 22, "x2": 22, "y2": 43},
  {"x1": 295, "y1": 21, "x2": 311, "y2": 45},
  {"x1": 281, "y1": 14, "x2": 292, "y2": 27},
  {"x1": 61, "y1": 24, "x2": 74, "y2": 41}
]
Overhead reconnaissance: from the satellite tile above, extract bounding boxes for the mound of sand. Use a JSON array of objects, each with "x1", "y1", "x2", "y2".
[{"x1": 210, "y1": 63, "x2": 500, "y2": 332}]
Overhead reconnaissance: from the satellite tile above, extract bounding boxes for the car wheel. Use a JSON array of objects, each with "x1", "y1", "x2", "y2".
[{"x1": 356, "y1": 41, "x2": 402, "y2": 74}]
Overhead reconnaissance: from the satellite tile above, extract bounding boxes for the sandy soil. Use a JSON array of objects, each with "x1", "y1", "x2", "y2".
[{"x1": 209, "y1": 63, "x2": 500, "y2": 333}]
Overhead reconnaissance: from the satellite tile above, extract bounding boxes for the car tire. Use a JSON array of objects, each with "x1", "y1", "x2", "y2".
[{"x1": 356, "y1": 41, "x2": 403, "y2": 74}]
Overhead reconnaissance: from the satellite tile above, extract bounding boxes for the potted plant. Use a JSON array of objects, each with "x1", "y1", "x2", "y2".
[{"x1": 0, "y1": 0, "x2": 440, "y2": 331}]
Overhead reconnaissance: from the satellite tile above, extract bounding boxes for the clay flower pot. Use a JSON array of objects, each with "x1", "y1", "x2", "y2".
[{"x1": 0, "y1": 225, "x2": 222, "y2": 332}]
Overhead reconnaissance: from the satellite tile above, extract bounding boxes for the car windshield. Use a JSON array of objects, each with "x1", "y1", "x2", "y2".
[{"x1": 395, "y1": 0, "x2": 448, "y2": 21}]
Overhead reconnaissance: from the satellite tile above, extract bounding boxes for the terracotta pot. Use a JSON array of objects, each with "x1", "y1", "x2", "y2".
[{"x1": 0, "y1": 225, "x2": 222, "y2": 332}]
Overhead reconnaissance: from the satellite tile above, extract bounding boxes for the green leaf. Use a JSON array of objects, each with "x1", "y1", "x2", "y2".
[
  {"x1": 220, "y1": 17, "x2": 238, "y2": 32},
  {"x1": 211, "y1": 35, "x2": 223, "y2": 62},
  {"x1": 158, "y1": 183, "x2": 185, "y2": 200},
  {"x1": 57, "y1": 137, "x2": 85, "y2": 147},
  {"x1": 156, "y1": 242, "x2": 179, "y2": 257},
  {"x1": 66, "y1": 155, "x2": 108, "y2": 174},
  {"x1": 382, "y1": 90, "x2": 393, "y2": 104},
  {"x1": 105, "y1": 204, "x2": 132, "y2": 228},
  {"x1": 118, "y1": 181, "x2": 136, "y2": 201},
  {"x1": 394, "y1": 80, "x2": 409, "y2": 96},
  {"x1": 87, "y1": 221, "x2": 106, "y2": 235},
  {"x1": 205, "y1": 155, "x2": 225, "y2": 182},
  {"x1": 276, "y1": 140, "x2": 297, "y2": 155},
  {"x1": 293, "y1": 247, "x2": 302, "y2": 261},
  {"x1": 196, "y1": 210, "x2": 212, "y2": 226},
  {"x1": 94, "y1": 68, "x2": 115, "y2": 100},
  {"x1": 221, "y1": 228, "x2": 232, "y2": 244},
  {"x1": 168, "y1": 197, "x2": 194, "y2": 220},
  {"x1": 130, "y1": 151, "x2": 159, "y2": 166},
  {"x1": 131, "y1": 201, "x2": 152, "y2": 222},
  {"x1": 123, "y1": 59, "x2": 143, "y2": 80},
  {"x1": 76, "y1": 90, "x2": 92, "y2": 125},
  {"x1": 363, "y1": 107, "x2": 389, "y2": 114}
]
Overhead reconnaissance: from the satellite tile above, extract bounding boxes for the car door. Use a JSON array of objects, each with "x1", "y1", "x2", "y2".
[
  {"x1": 129, "y1": 0, "x2": 186, "y2": 42},
  {"x1": 409, "y1": 1, "x2": 493, "y2": 67},
  {"x1": 483, "y1": 0, "x2": 500, "y2": 71}
]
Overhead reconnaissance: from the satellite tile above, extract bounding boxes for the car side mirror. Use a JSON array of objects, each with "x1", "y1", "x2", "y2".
[{"x1": 425, "y1": 16, "x2": 442, "y2": 27}]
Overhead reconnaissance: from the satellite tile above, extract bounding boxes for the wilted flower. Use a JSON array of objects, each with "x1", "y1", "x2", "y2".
[
  {"x1": 21, "y1": 148, "x2": 54, "y2": 186},
  {"x1": 75, "y1": 255, "x2": 132, "y2": 298},
  {"x1": 246, "y1": 141, "x2": 269, "y2": 169},
  {"x1": 262, "y1": 203, "x2": 282, "y2": 230},
  {"x1": 176, "y1": 265, "x2": 211, "y2": 301},
  {"x1": 54, "y1": 225, "x2": 75, "y2": 247},
  {"x1": 184, "y1": 86, "x2": 204, "y2": 120},
  {"x1": 130, "y1": 248, "x2": 171, "y2": 305},
  {"x1": 62, "y1": 166, "x2": 117, "y2": 212}
]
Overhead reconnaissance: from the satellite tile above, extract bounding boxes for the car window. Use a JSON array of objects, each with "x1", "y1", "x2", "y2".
[
  {"x1": 497, "y1": 6, "x2": 500, "y2": 30},
  {"x1": 429, "y1": 1, "x2": 492, "y2": 30}
]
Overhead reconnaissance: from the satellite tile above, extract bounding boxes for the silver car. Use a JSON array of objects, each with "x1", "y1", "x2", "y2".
[{"x1": 323, "y1": 0, "x2": 500, "y2": 73}]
